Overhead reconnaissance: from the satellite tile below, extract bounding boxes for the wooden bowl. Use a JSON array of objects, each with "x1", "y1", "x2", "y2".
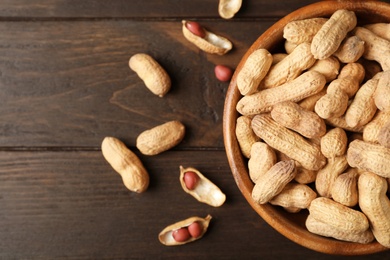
[{"x1": 223, "y1": 0, "x2": 390, "y2": 255}]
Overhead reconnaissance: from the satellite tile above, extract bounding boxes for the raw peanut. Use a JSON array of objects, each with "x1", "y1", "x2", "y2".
[
  {"x1": 359, "y1": 171, "x2": 390, "y2": 248},
  {"x1": 374, "y1": 70, "x2": 390, "y2": 112},
  {"x1": 269, "y1": 183, "x2": 317, "y2": 209},
  {"x1": 271, "y1": 101, "x2": 326, "y2": 139},
  {"x1": 188, "y1": 221, "x2": 202, "y2": 238},
  {"x1": 363, "y1": 111, "x2": 390, "y2": 143},
  {"x1": 329, "y1": 75, "x2": 360, "y2": 98},
  {"x1": 353, "y1": 26, "x2": 390, "y2": 70},
  {"x1": 185, "y1": 21, "x2": 206, "y2": 38},
  {"x1": 315, "y1": 82, "x2": 349, "y2": 119},
  {"x1": 308, "y1": 197, "x2": 369, "y2": 233},
  {"x1": 218, "y1": 0, "x2": 242, "y2": 19},
  {"x1": 251, "y1": 114, "x2": 326, "y2": 171},
  {"x1": 271, "y1": 53, "x2": 288, "y2": 65},
  {"x1": 320, "y1": 127, "x2": 348, "y2": 159},
  {"x1": 235, "y1": 116, "x2": 260, "y2": 158},
  {"x1": 251, "y1": 160, "x2": 297, "y2": 204},
  {"x1": 308, "y1": 56, "x2": 340, "y2": 82},
  {"x1": 298, "y1": 89, "x2": 326, "y2": 111},
  {"x1": 182, "y1": 20, "x2": 232, "y2": 55},
  {"x1": 315, "y1": 156, "x2": 348, "y2": 198},
  {"x1": 311, "y1": 9, "x2": 357, "y2": 59},
  {"x1": 378, "y1": 121, "x2": 390, "y2": 148},
  {"x1": 179, "y1": 166, "x2": 226, "y2": 207},
  {"x1": 364, "y1": 23, "x2": 390, "y2": 41},
  {"x1": 101, "y1": 137, "x2": 149, "y2": 193},
  {"x1": 347, "y1": 139, "x2": 390, "y2": 178},
  {"x1": 294, "y1": 167, "x2": 317, "y2": 184},
  {"x1": 158, "y1": 215, "x2": 212, "y2": 246},
  {"x1": 283, "y1": 17, "x2": 328, "y2": 44},
  {"x1": 358, "y1": 58, "x2": 382, "y2": 82},
  {"x1": 345, "y1": 74, "x2": 380, "y2": 128},
  {"x1": 331, "y1": 170, "x2": 359, "y2": 207},
  {"x1": 183, "y1": 171, "x2": 199, "y2": 190},
  {"x1": 338, "y1": 62, "x2": 365, "y2": 84},
  {"x1": 214, "y1": 65, "x2": 233, "y2": 82},
  {"x1": 129, "y1": 53, "x2": 171, "y2": 97},
  {"x1": 236, "y1": 48, "x2": 273, "y2": 95},
  {"x1": 237, "y1": 71, "x2": 326, "y2": 116},
  {"x1": 248, "y1": 142, "x2": 277, "y2": 183},
  {"x1": 325, "y1": 116, "x2": 365, "y2": 133},
  {"x1": 333, "y1": 35, "x2": 365, "y2": 63},
  {"x1": 261, "y1": 42, "x2": 316, "y2": 89},
  {"x1": 136, "y1": 121, "x2": 185, "y2": 156},
  {"x1": 172, "y1": 228, "x2": 191, "y2": 242},
  {"x1": 306, "y1": 215, "x2": 375, "y2": 244},
  {"x1": 284, "y1": 40, "x2": 298, "y2": 54}
]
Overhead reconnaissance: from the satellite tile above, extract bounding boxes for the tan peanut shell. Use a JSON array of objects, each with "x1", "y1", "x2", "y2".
[
  {"x1": 251, "y1": 160, "x2": 296, "y2": 204},
  {"x1": 363, "y1": 111, "x2": 390, "y2": 143},
  {"x1": 347, "y1": 139, "x2": 390, "y2": 178},
  {"x1": 374, "y1": 70, "x2": 390, "y2": 112},
  {"x1": 269, "y1": 183, "x2": 317, "y2": 209},
  {"x1": 298, "y1": 89, "x2": 326, "y2": 111},
  {"x1": 311, "y1": 9, "x2": 357, "y2": 59},
  {"x1": 129, "y1": 53, "x2": 171, "y2": 97},
  {"x1": 283, "y1": 18, "x2": 328, "y2": 44},
  {"x1": 320, "y1": 127, "x2": 348, "y2": 159},
  {"x1": 284, "y1": 40, "x2": 298, "y2": 54},
  {"x1": 237, "y1": 71, "x2": 326, "y2": 116},
  {"x1": 333, "y1": 35, "x2": 365, "y2": 63},
  {"x1": 359, "y1": 58, "x2": 382, "y2": 82},
  {"x1": 248, "y1": 142, "x2": 277, "y2": 183},
  {"x1": 325, "y1": 116, "x2": 365, "y2": 133},
  {"x1": 261, "y1": 42, "x2": 316, "y2": 88},
  {"x1": 271, "y1": 53, "x2": 288, "y2": 65},
  {"x1": 315, "y1": 156, "x2": 349, "y2": 198},
  {"x1": 179, "y1": 166, "x2": 226, "y2": 207},
  {"x1": 251, "y1": 114, "x2": 326, "y2": 171},
  {"x1": 306, "y1": 215, "x2": 375, "y2": 244},
  {"x1": 359, "y1": 172, "x2": 390, "y2": 248},
  {"x1": 364, "y1": 23, "x2": 390, "y2": 41},
  {"x1": 308, "y1": 56, "x2": 340, "y2": 82},
  {"x1": 136, "y1": 121, "x2": 185, "y2": 156},
  {"x1": 331, "y1": 170, "x2": 359, "y2": 207},
  {"x1": 271, "y1": 101, "x2": 326, "y2": 139},
  {"x1": 237, "y1": 48, "x2": 273, "y2": 95},
  {"x1": 378, "y1": 121, "x2": 390, "y2": 148},
  {"x1": 235, "y1": 116, "x2": 260, "y2": 158},
  {"x1": 218, "y1": 0, "x2": 242, "y2": 19},
  {"x1": 294, "y1": 167, "x2": 317, "y2": 184},
  {"x1": 345, "y1": 75, "x2": 380, "y2": 128},
  {"x1": 338, "y1": 62, "x2": 365, "y2": 84},
  {"x1": 158, "y1": 215, "x2": 212, "y2": 246},
  {"x1": 315, "y1": 83, "x2": 349, "y2": 119},
  {"x1": 101, "y1": 137, "x2": 149, "y2": 193},
  {"x1": 354, "y1": 26, "x2": 390, "y2": 70},
  {"x1": 309, "y1": 197, "x2": 369, "y2": 233},
  {"x1": 182, "y1": 20, "x2": 232, "y2": 55}
]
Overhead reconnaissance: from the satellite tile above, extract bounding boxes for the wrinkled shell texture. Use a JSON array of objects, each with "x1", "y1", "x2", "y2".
[
  {"x1": 158, "y1": 215, "x2": 212, "y2": 246},
  {"x1": 179, "y1": 166, "x2": 226, "y2": 207},
  {"x1": 232, "y1": 8, "x2": 390, "y2": 248},
  {"x1": 101, "y1": 137, "x2": 149, "y2": 193},
  {"x1": 136, "y1": 121, "x2": 185, "y2": 156}
]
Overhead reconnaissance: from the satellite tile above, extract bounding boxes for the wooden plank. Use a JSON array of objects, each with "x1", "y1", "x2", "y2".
[
  {"x1": 0, "y1": 20, "x2": 274, "y2": 148},
  {"x1": 2, "y1": 150, "x2": 388, "y2": 259},
  {"x1": 0, "y1": 0, "x2": 321, "y2": 19}
]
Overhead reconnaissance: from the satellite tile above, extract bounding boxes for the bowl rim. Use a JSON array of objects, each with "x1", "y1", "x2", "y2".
[{"x1": 223, "y1": 0, "x2": 390, "y2": 255}]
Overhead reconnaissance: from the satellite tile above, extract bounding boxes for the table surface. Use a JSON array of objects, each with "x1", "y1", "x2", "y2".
[{"x1": 1, "y1": 0, "x2": 390, "y2": 259}]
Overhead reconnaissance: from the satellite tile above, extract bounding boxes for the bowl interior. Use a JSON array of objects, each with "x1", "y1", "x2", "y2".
[{"x1": 223, "y1": 0, "x2": 390, "y2": 255}]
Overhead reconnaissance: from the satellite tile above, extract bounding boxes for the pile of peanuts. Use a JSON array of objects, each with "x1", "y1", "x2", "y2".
[
  {"x1": 235, "y1": 9, "x2": 390, "y2": 247},
  {"x1": 101, "y1": 0, "x2": 242, "y2": 246}
]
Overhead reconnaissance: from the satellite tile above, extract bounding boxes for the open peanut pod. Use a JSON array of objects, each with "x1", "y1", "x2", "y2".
[
  {"x1": 182, "y1": 20, "x2": 233, "y2": 55},
  {"x1": 179, "y1": 166, "x2": 226, "y2": 207},
  {"x1": 158, "y1": 215, "x2": 212, "y2": 246}
]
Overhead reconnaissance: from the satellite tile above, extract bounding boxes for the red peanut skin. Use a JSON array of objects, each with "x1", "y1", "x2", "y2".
[
  {"x1": 188, "y1": 222, "x2": 202, "y2": 238},
  {"x1": 172, "y1": 228, "x2": 191, "y2": 242},
  {"x1": 183, "y1": 171, "x2": 199, "y2": 190},
  {"x1": 186, "y1": 21, "x2": 206, "y2": 38},
  {"x1": 215, "y1": 65, "x2": 233, "y2": 82}
]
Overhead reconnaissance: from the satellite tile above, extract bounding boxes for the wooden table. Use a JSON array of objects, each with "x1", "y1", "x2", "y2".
[{"x1": 1, "y1": 1, "x2": 390, "y2": 259}]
